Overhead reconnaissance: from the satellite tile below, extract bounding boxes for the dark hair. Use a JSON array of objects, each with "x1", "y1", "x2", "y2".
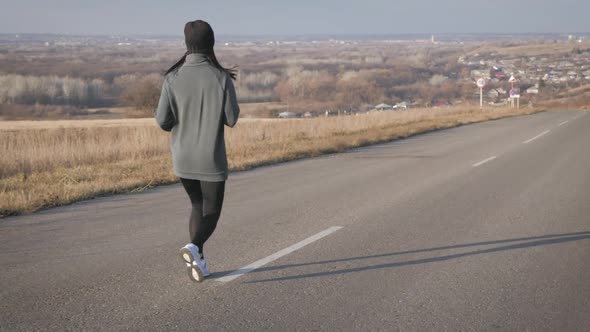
[
  {"x1": 165, "y1": 52, "x2": 188, "y2": 76},
  {"x1": 165, "y1": 20, "x2": 237, "y2": 79},
  {"x1": 164, "y1": 51, "x2": 237, "y2": 80}
]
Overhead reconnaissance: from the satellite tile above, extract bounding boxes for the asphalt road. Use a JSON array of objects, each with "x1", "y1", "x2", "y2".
[{"x1": 1, "y1": 110, "x2": 589, "y2": 331}]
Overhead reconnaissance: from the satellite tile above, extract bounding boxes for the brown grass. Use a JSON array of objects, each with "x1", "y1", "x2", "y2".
[
  {"x1": 0, "y1": 118, "x2": 156, "y2": 130},
  {"x1": 0, "y1": 106, "x2": 541, "y2": 217},
  {"x1": 238, "y1": 102, "x2": 289, "y2": 118},
  {"x1": 537, "y1": 84, "x2": 590, "y2": 109},
  {"x1": 469, "y1": 43, "x2": 575, "y2": 57}
]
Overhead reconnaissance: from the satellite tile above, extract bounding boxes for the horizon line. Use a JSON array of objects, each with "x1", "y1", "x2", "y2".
[{"x1": 1, "y1": 32, "x2": 589, "y2": 38}]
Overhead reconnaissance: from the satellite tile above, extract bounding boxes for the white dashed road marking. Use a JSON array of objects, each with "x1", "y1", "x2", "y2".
[
  {"x1": 215, "y1": 226, "x2": 343, "y2": 283},
  {"x1": 472, "y1": 156, "x2": 497, "y2": 167},
  {"x1": 523, "y1": 130, "x2": 550, "y2": 144}
]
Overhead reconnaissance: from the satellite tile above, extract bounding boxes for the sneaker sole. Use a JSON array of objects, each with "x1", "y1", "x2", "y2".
[{"x1": 179, "y1": 247, "x2": 204, "y2": 282}]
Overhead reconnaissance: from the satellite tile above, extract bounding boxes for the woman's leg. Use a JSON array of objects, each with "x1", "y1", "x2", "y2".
[
  {"x1": 180, "y1": 178, "x2": 204, "y2": 255},
  {"x1": 180, "y1": 178, "x2": 225, "y2": 257},
  {"x1": 197, "y1": 181, "x2": 226, "y2": 256}
]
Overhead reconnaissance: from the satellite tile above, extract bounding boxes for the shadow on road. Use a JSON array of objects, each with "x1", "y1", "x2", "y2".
[{"x1": 226, "y1": 231, "x2": 590, "y2": 283}]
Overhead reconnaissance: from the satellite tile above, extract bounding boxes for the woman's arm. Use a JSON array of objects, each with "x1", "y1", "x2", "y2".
[
  {"x1": 223, "y1": 76, "x2": 240, "y2": 128},
  {"x1": 154, "y1": 79, "x2": 177, "y2": 132}
]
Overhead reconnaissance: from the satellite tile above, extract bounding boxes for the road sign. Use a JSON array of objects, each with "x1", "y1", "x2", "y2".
[
  {"x1": 476, "y1": 78, "x2": 486, "y2": 109},
  {"x1": 476, "y1": 78, "x2": 486, "y2": 88},
  {"x1": 510, "y1": 94, "x2": 521, "y2": 109}
]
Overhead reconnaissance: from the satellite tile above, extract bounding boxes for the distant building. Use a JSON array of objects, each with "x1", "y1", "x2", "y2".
[
  {"x1": 567, "y1": 71, "x2": 577, "y2": 79},
  {"x1": 470, "y1": 69, "x2": 490, "y2": 79},
  {"x1": 393, "y1": 102, "x2": 408, "y2": 110},
  {"x1": 433, "y1": 100, "x2": 451, "y2": 108},
  {"x1": 488, "y1": 89, "x2": 500, "y2": 98},
  {"x1": 278, "y1": 111, "x2": 297, "y2": 118},
  {"x1": 374, "y1": 103, "x2": 393, "y2": 111},
  {"x1": 495, "y1": 71, "x2": 507, "y2": 79}
]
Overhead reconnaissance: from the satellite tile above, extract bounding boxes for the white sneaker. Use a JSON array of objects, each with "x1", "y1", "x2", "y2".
[
  {"x1": 179, "y1": 243, "x2": 208, "y2": 282},
  {"x1": 198, "y1": 258, "x2": 210, "y2": 277}
]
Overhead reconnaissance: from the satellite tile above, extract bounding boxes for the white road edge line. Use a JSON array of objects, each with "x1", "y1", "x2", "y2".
[
  {"x1": 472, "y1": 156, "x2": 497, "y2": 167},
  {"x1": 215, "y1": 226, "x2": 344, "y2": 283},
  {"x1": 558, "y1": 120, "x2": 569, "y2": 127},
  {"x1": 523, "y1": 130, "x2": 550, "y2": 144}
]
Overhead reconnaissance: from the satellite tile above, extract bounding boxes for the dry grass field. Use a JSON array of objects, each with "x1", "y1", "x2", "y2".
[
  {"x1": 238, "y1": 102, "x2": 289, "y2": 118},
  {"x1": 468, "y1": 42, "x2": 576, "y2": 57},
  {"x1": 0, "y1": 106, "x2": 542, "y2": 217},
  {"x1": 0, "y1": 118, "x2": 156, "y2": 130}
]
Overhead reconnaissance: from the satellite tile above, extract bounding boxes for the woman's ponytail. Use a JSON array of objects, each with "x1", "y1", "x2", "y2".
[
  {"x1": 207, "y1": 51, "x2": 237, "y2": 80},
  {"x1": 165, "y1": 52, "x2": 188, "y2": 76}
]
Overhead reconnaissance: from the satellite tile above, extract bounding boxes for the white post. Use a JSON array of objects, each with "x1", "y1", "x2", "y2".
[{"x1": 480, "y1": 87, "x2": 483, "y2": 109}]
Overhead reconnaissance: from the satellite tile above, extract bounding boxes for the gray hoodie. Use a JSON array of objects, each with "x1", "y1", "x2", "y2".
[{"x1": 154, "y1": 53, "x2": 240, "y2": 182}]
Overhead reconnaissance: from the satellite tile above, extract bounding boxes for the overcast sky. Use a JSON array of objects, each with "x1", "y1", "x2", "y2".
[{"x1": 1, "y1": 0, "x2": 588, "y2": 36}]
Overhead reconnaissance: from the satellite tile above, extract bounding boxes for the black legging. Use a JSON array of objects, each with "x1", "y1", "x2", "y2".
[{"x1": 180, "y1": 178, "x2": 225, "y2": 257}]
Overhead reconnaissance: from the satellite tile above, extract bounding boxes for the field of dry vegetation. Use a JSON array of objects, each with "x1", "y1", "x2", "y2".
[{"x1": 0, "y1": 106, "x2": 541, "y2": 217}]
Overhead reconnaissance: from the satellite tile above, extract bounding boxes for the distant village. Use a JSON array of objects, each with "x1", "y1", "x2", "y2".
[{"x1": 461, "y1": 39, "x2": 590, "y2": 102}]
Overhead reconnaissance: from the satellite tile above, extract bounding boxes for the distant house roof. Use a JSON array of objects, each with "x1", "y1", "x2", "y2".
[
  {"x1": 278, "y1": 111, "x2": 297, "y2": 118},
  {"x1": 393, "y1": 102, "x2": 408, "y2": 109},
  {"x1": 374, "y1": 103, "x2": 392, "y2": 110},
  {"x1": 495, "y1": 71, "x2": 506, "y2": 78},
  {"x1": 434, "y1": 100, "x2": 450, "y2": 107}
]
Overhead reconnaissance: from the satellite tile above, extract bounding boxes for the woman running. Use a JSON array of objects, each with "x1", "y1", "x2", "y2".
[{"x1": 155, "y1": 20, "x2": 240, "y2": 282}]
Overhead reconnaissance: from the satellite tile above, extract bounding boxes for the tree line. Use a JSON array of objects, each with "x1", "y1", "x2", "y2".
[{"x1": 0, "y1": 61, "x2": 472, "y2": 112}]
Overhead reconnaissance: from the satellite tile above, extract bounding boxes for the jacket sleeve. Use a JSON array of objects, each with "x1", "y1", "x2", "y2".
[
  {"x1": 223, "y1": 76, "x2": 240, "y2": 128},
  {"x1": 154, "y1": 79, "x2": 176, "y2": 132}
]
